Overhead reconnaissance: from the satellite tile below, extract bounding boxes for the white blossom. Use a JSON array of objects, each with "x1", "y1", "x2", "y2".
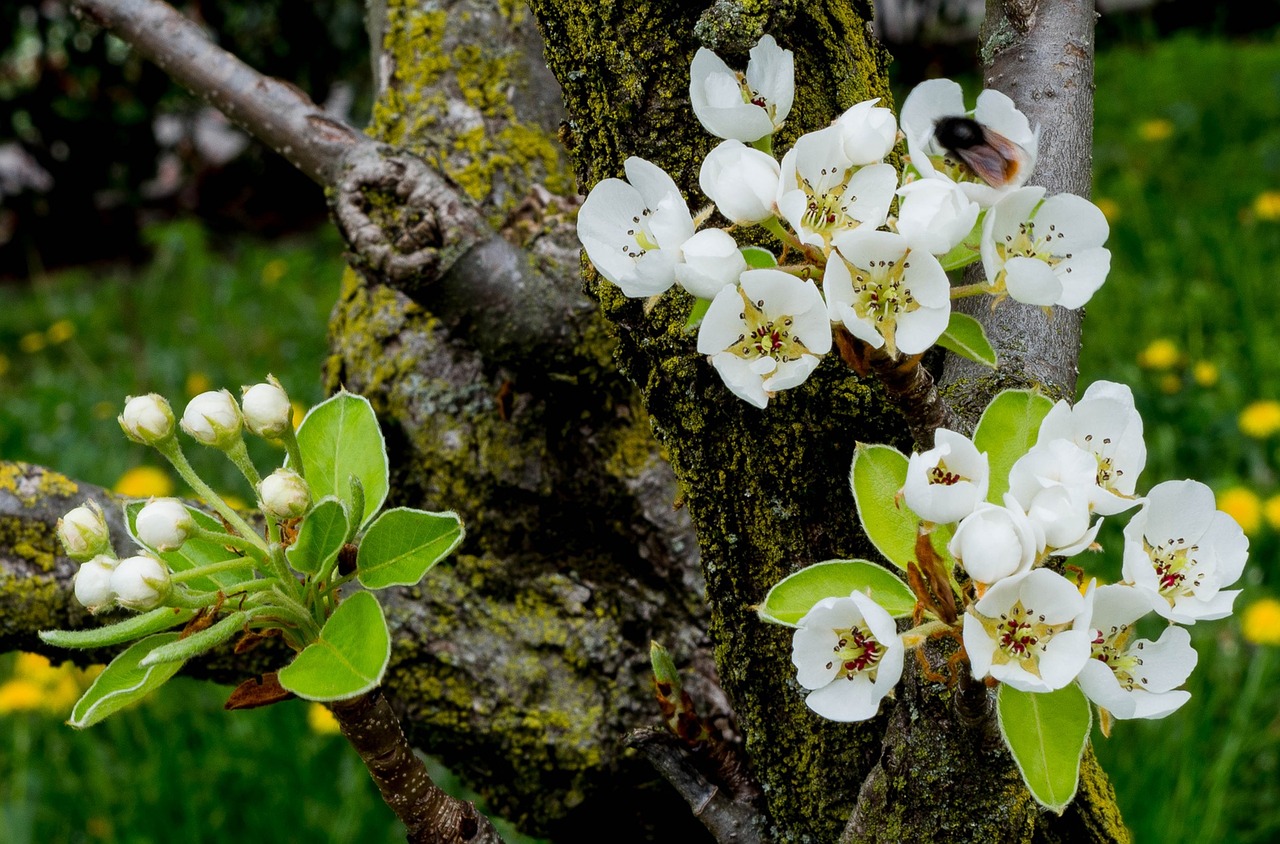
[
  {"x1": 824, "y1": 229, "x2": 950, "y2": 357},
  {"x1": 981, "y1": 186, "x2": 1111, "y2": 309},
  {"x1": 258, "y1": 469, "x2": 312, "y2": 520},
  {"x1": 963, "y1": 568, "x2": 1093, "y2": 692},
  {"x1": 699, "y1": 140, "x2": 781, "y2": 224},
  {"x1": 1077, "y1": 583, "x2": 1197, "y2": 720},
  {"x1": 673, "y1": 228, "x2": 748, "y2": 300},
  {"x1": 74, "y1": 555, "x2": 118, "y2": 614},
  {"x1": 903, "y1": 428, "x2": 989, "y2": 524},
  {"x1": 895, "y1": 178, "x2": 980, "y2": 256},
  {"x1": 119, "y1": 393, "x2": 175, "y2": 446},
  {"x1": 576, "y1": 157, "x2": 695, "y2": 298},
  {"x1": 696, "y1": 269, "x2": 831, "y2": 408},
  {"x1": 949, "y1": 495, "x2": 1042, "y2": 584},
  {"x1": 241, "y1": 377, "x2": 293, "y2": 439},
  {"x1": 110, "y1": 554, "x2": 171, "y2": 611},
  {"x1": 58, "y1": 501, "x2": 111, "y2": 561},
  {"x1": 1122, "y1": 480, "x2": 1248, "y2": 624},
  {"x1": 135, "y1": 498, "x2": 197, "y2": 551},
  {"x1": 791, "y1": 591, "x2": 904, "y2": 722},
  {"x1": 1038, "y1": 380, "x2": 1145, "y2": 515},
  {"x1": 181, "y1": 389, "x2": 244, "y2": 449},
  {"x1": 833, "y1": 98, "x2": 897, "y2": 166},
  {"x1": 1008, "y1": 438, "x2": 1105, "y2": 555},
  {"x1": 689, "y1": 35, "x2": 794, "y2": 142},
  {"x1": 776, "y1": 126, "x2": 896, "y2": 250}
]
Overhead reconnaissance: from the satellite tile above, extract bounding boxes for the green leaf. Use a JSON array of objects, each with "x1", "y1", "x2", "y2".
[
  {"x1": 68, "y1": 633, "x2": 187, "y2": 728},
  {"x1": 740, "y1": 246, "x2": 778, "y2": 269},
  {"x1": 139, "y1": 612, "x2": 247, "y2": 667},
  {"x1": 938, "y1": 217, "x2": 984, "y2": 272},
  {"x1": 973, "y1": 389, "x2": 1055, "y2": 503},
  {"x1": 684, "y1": 297, "x2": 712, "y2": 331},
  {"x1": 936, "y1": 312, "x2": 997, "y2": 368},
  {"x1": 293, "y1": 391, "x2": 388, "y2": 528},
  {"x1": 40, "y1": 607, "x2": 195, "y2": 650},
  {"x1": 996, "y1": 683, "x2": 1092, "y2": 814},
  {"x1": 357, "y1": 507, "x2": 465, "y2": 589},
  {"x1": 277, "y1": 591, "x2": 389, "y2": 702},
  {"x1": 850, "y1": 444, "x2": 916, "y2": 570},
  {"x1": 287, "y1": 496, "x2": 349, "y2": 576},
  {"x1": 758, "y1": 559, "x2": 916, "y2": 626},
  {"x1": 125, "y1": 502, "x2": 254, "y2": 591}
]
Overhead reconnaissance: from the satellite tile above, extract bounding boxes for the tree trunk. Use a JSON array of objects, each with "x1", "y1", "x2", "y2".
[{"x1": 0, "y1": 0, "x2": 1133, "y2": 841}]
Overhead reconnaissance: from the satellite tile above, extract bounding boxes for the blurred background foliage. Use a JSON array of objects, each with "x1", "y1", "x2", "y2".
[{"x1": 4, "y1": 1, "x2": 1280, "y2": 842}]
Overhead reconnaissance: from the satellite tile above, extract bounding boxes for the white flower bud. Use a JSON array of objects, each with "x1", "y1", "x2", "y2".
[
  {"x1": 698, "y1": 140, "x2": 781, "y2": 224},
  {"x1": 258, "y1": 469, "x2": 311, "y2": 520},
  {"x1": 110, "y1": 555, "x2": 171, "y2": 611},
  {"x1": 949, "y1": 495, "x2": 1043, "y2": 584},
  {"x1": 135, "y1": 498, "x2": 197, "y2": 551},
  {"x1": 74, "y1": 555, "x2": 118, "y2": 613},
  {"x1": 241, "y1": 377, "x2": 292, "y2": 439},
  {"x1": 119, "y1": 394, "x2": 176, "y2": 445},
  {"x1": 181, "y1": 389, "x2": 243, "y2": 449},
  {"x1": 58, "y1": 501, "x2": 111, "y2": 561}
]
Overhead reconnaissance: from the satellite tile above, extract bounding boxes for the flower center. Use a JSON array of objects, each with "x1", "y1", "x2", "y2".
[
  {"x1": 725, "y1": 288, "x2": 812, "y2": 366},
  {"x1": 845, "y1": 255, "x2": 920, "y2": 355},
  {"x1": 735, "y1": 72, "x2": 775, "y2": 122},
  {"x1": 824, "y1": 623, "x2": 885, "y2": 681},
  {"x1": 1090, "y1": 622, "x2": 1146, "y2": 691},
  {"x1": 621, "y1": 209, "x2": 660, "y2": 260},
  {"x1": 1145, "y1": 538, "x2": 1203, "y2": 603},
  {"x1": 1081, "y1": 433, "x2": 1124, "y2": 492},
  {"x1": 983, "y1": 600, "x2": 1069, "y2": 676},
  {"x1": 991, "y1": 219, "x2": 1078, "y2": 292},
  {"x1": 928, "y1": 458, "x2": 963, "y2": 486}
]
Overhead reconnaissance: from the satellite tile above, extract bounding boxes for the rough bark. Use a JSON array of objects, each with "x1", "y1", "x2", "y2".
[{"x1": 2, "y1": 0, "x2": 1135, "y2": 841}]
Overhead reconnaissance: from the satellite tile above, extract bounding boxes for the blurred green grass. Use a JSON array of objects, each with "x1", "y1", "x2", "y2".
[{"x1": 3, "y1": 28, "x2": 1280, "y2": 844}]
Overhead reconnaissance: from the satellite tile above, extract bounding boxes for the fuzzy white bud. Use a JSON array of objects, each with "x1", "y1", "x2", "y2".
[
  {"x1": 135, "y1": 498, "x2": 197, "y2": 551},
  {"x1": 74, "y1": 555, "x2": 118, "y2": 613},
  {"x1": 119, "y1": 394, "x2": 176, "y2": 446},
  {"x1": 181, "y1": 389, "x2": 243, "y2": 449},
  {"x1": 258, "y1": 469, "x2": 311, "y2": 520},
  {"x1": 58, "y1": 501, "x2": 111, "y2": 561},
  {"x1": 110, "y1": 555, "x2": 171, "y2": 611},
  {"x1": 241, "y1": 377, "x2": 292, "y2": 439}
]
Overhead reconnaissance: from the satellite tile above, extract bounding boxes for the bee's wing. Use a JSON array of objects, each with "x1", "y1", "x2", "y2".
[{"x1": 956, "y1": 129, "x2": 1031, "y2": 187}]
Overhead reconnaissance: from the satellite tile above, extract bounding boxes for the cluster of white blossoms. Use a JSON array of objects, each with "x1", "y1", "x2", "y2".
[
  {"x1": 575, "y1": 36, "x2": 1112, "y2": 408},
  {"x1": 790, "y1": 381, "x2": 1247, "y2": 724},
  {"x1": 60, "y1": 377, "x2": 306, "y2": 614}
]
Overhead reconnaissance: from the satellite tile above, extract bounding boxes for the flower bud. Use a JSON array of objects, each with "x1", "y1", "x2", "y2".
[
  {"x1": 74, "y1": 555, "x2": 118, "y2": 613},
  {"x1": 110, "y1": 555, "x2": 171, "y2": 611},
  {"x1": 241, "y1": 377, "x2": 292, "y2": 439},
  {"x1": 258, "y1": 469, "x2": 311, "y2": 520},
  {"x1": 58, "y1": 501, "x2": 111, "y2": 561},
  {"x1": 949, "y1": 495, "x2": 1043, "y2": 584},
  {"x1": 181, "y1": 389, "x2": 243, "y2": 449},
  {"x1": 119, "y1": 394, "x2": 176, "y2": 445},
  {"x1": 698, "y1": 140, "x2": 781, "y2": 224},
  {"x1": 135, "y1": 498, "x2": 197, "y2": 551}
]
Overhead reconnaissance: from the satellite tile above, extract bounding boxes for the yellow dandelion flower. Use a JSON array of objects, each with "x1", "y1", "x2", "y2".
[
  {"x1": 1138, "y1": 338, "x2": 1180, "y2": 370},
  {"x1": 0, "y1": 679, "x2": 44, "y2": 713},
  {"x1": 261, "y1": 258, "x2": 289, "y2": 288},
  {"x1": 114, "y1": 465, "x2": 176, "y2": 498},
  {"x1": 1243, "y1": 598, "x2": 1280, "y2": 646},
  {"x1": 1192, "y1": 360, "x2": 1219, "y2": 388},
  {"x1": 1094, "y1": 197, "x2": 1120, "y2": 222},
  {"x1": 1265, "y1": 494, "x2": 1280, "y2": 531},
  {"x1": 1239, "y1": 400, "x2": 1280, "y2": 439},
  {"x1": 1138, "y1": 118, "x2": 1174, "y2": 141},
  {"x1": 19, "y1": 331, "x2": 46, "y2": 354},
  {"x1": 291, "y1": 400, "x2": 307, "y2": 430},
  {"x1": 1253, "y1": 191, "x2": 1280, "y2": 222},
  {"x1": 46, "y1": 319, "x2": 76, "y2": 345},
  {"x1": 1219, "y1": 487, "x2": 1262, "y2": 537},
  {"x1": 185, "y1": 372, "x2": 212, "y2": 397},
  {"x1": 1158, "y1": 374, "x2": 1182, "y2": 395},
  {"x1": 307, "y1": 702, "x2": 342, "y2": 735},
  {"x1": 14, "y1": 652, "x2": 54, "y2": 677}
]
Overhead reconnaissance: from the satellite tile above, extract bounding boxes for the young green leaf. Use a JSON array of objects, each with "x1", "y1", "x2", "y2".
[
  {"x1": 139, "y1": 611, "x2": 248, "y2": 666},
  {"x1": 68, "y1": 633, "x2": 187, "y2": 728},
  {"x1": 936, "y1": 312, "x2": 997, "y2": 368},
  {"x1": 39, "y1": 607, "x2": 195, "y2": 650},
  {"x1": 973, "y1": 389, "x2": 1054, "y2": 503},
  {"x1": 125, "y1": 502, "x2": 255, "y2": 591},
  {"x1": 357, "y1": 507, "x2": 464, "y2": 590},
  {"x1": 286, "y1": 496, "x2": 349, "y2": 575},
  {"x1": 277, "y1": 591, "x2": 390, "y2": 702},
  {"x1": 850, "y1": 443, "x2": 917, "y2": 570},
  {"x1": 293, "y1": 391, "x2": 389, "y2": 528},
  {"x1": 758, "y1": 559, "x2": 916, "y2": 626},
  {"x1": 740, "y1": 246, "x2": 778, "y2": 269},
  {"x1": 996, "y1": 683, "x2": 1092, "y2": 814}
]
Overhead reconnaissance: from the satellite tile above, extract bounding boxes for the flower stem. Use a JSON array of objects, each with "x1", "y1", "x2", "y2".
[
  {"x1": 950, "y1": 281, "x2": 995, "y2": 300},
  {"x1": 169, "y1": 558, "x2": 263, "y2": 585},
  {"x1": 155, "y1": 440, "x2": 267, "y2": 553}
]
